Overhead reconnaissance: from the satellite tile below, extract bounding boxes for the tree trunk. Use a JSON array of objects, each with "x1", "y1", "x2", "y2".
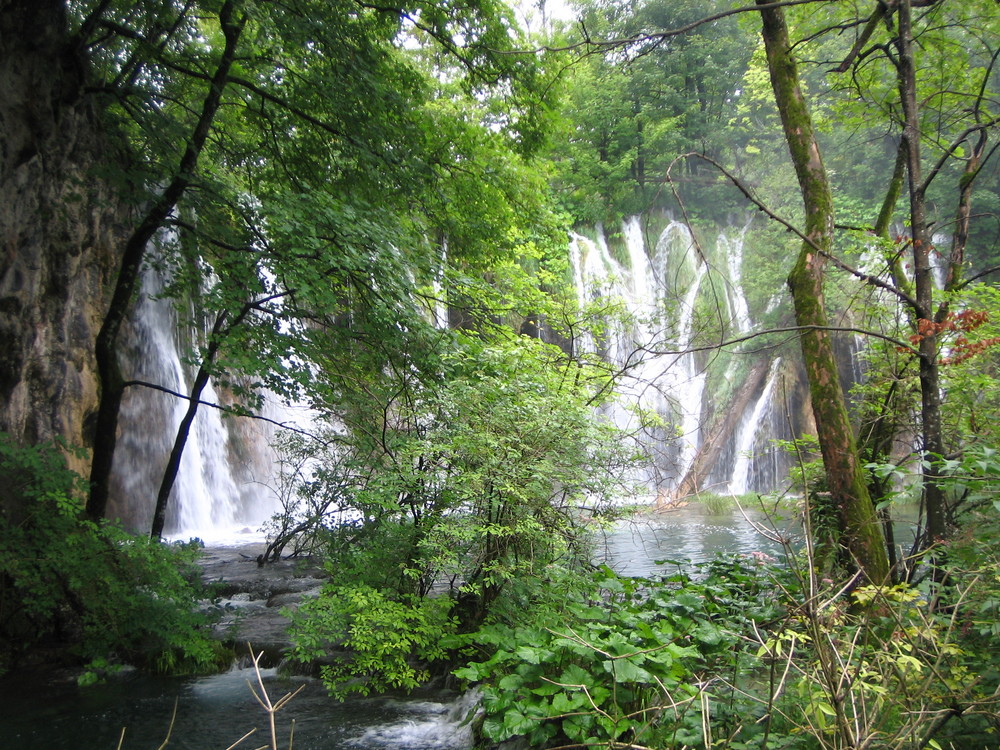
[
  {"x1": 757, "y1": 1, "x2": 889, "y2": 583},
  {"x1": 149, "y1": 367, "x2": 213, "y2": 540},
  {"x1": 150, "y1": 302, "x2": 252, "y2": 539},
  {"x1": 896, "y1": 0, "x2": 947, "y2": 545}
]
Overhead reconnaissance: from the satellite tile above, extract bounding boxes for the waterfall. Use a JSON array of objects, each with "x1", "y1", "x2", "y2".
[
  {"x1": 569, "y1": 216, "x2": 796, "y2": 498},
  {"x1": 111, "y1": 213, "x2": 801, "y2": 534},
  {"x1": 727, "y1": 358, "x2": 782, "y2": 495},
  {"x1": 570, "y1": 219, "x2": 711, "y2": 490},
  {"x1": 720, "y1": 220, "x2": 753, "y2": 335},
  {"x1": 671, "y1": 258, "x2": 708, "y2": 477},
  {"x1": 110, "y1": 259, "x2": 281, "y2": 541}
]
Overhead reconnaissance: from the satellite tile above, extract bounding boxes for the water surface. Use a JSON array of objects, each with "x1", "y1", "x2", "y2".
[{"x1": 0, "y1": 666, "x2": 475, "y2": 750}]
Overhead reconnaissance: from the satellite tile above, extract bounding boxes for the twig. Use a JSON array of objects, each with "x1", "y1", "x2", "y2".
[
  {"x1": 246, "y1": 645, "x2": 305, "y2": 750},
  {"x1": 155, "y1": 698, "x2": 179, "y2": 750},
  {"x1": 223, "y1": 728, "x2": 259, "y2": 750}
]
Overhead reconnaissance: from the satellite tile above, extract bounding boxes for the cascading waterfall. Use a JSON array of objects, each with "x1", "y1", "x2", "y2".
[
  {"x1": 571, "y1": 218, "x2": 712, "y2": 490},
  {"x1": 674, "y1": 260, "x2": 708, "y2": 475},
  {"x1": 720, "y1": 220, "x2": 753, "y2": 336},
  {"x1": 113, "y1": 213, "x2": 804, "y2": 538},
  {"x1": 110, "y1": 259, "x2": 280, "y2": 540},
  {"x1": 727, "y1": 357, "x2": 782, "y2": 495},
  {"x1": 569, "y1": 216, "x2": 794, "y2": 498}
]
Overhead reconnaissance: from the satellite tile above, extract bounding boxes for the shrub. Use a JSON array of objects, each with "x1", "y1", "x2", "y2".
[
  {"x1": 288, "y1": 583, "x2": 457, "y2": 698},
  {"x1": 454, "y1": 560, "x2": 784, "y2": 749},
  {"x1": 0, "y1": 434, "x2": 225, "y2": 675}
]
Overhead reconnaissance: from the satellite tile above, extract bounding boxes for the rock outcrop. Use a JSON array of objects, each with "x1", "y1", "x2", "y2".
[{"x1": 0, "y1": 0, "x2": 128, "y2": 481}]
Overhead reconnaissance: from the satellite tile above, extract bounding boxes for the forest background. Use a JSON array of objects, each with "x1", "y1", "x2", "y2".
[{"x1": 1, "y1": 0, "x2": 999, "y2": 748}]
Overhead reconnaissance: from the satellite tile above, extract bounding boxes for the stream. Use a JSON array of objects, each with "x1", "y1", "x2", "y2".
[{"x1": 0, "y1": 667, "x2": 479, "y2": 750}]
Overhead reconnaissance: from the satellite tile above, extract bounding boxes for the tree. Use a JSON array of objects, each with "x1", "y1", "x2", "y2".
[
  {"x1": 0, "y1": 0, "x2": 561, "y2": 531},
  {"x1": 755, "y1": 0, "x2": 889, "y2": 583},
  {"x1": 815, "y1": 0, "x2": 999, "y2": 557},
  {"x1": 556, "y1": 0, "x2": 999, "y2": 582},
  {"x1": 547, "y1": 0, "x2": 752, "y2": 223},
  {"x1": 285, "y1": 328, "x2": 637, "y2": 695},
  {"x1": 87, "y1": 0, "x2": 246, "y2": 523}
]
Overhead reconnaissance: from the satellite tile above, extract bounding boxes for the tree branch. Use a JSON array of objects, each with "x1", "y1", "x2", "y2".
[{"x1": 668, "y1": 152, "x2": 921, "y2": 313}]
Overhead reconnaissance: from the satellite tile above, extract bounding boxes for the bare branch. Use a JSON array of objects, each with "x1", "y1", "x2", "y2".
[
  {"x1": 641, "y1": 323, "x2": 917, "y2": 358},
  {"x1": 668, "y1": 153, "x2": 922, "y2": 313},
  {"x1": 500, "y1": 0, "x2": 838, "y2": 55},
  {"x1": 122, "y1": 379, "x2": 328, "y2": 443}
]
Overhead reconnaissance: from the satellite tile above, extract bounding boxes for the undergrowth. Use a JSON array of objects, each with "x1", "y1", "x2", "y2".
[{"x1": 0, "y1": 434, "x2": 227, "y2": 677}]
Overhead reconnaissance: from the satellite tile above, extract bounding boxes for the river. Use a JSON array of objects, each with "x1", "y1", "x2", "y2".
[{"x1": 0, "y1": 666, "x2": 478, "y2": 749}]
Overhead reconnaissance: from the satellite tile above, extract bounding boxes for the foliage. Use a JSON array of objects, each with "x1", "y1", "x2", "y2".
[
  {"x1": 288, "y1": 584, "x2": 456, "y2": 699},
  {"x1": 454, "y1": 558, "x2": 786, "y2": 749},
  {"x1": 54, "y1": 0, "x2": 568, "y2": 525},
  {"x1": 278, "y1": 323, "x2": 638, "y2": 695},
  {"x1": 745, "y1": 541, "x2": 1000, "y2": 749},
  {"x1": 936, "y1": 287, "x2": 1000, "y2": 448},
  {"x1": 547, "y1": 0, "x2": 755, "y2": 224},
  {"x1": 280, "y1": 331, "x2": 636, "y2": 613},
  {"x1": 0, "y1": 435, "x2": 225, "y2": 676},
  {"x1": 453, "y1": 527, "x2": 1000, "y2": 750}
]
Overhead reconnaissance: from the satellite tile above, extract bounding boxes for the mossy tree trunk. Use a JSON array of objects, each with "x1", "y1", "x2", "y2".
[{"x1": 757, "y1": 1, "x2": 889, "y2": 584}]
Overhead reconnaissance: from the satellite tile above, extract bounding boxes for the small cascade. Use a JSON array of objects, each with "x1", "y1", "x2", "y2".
[
  {"x1": 671, "y1": 258, "x2": 708, "y2": 476},
  {"x1": 930, "y1": 231, "x2": 951, "y2": 289},
  {"x1": 110, "y1": 259, "x2": 280, "y2": 541},
  {"x1": 623, "y1": 215, "x2": 653, "y2": 304},
  {"x1": 727, "y1": 358, "x2": 782, "y2": 495},
  {"x1": 569, "y1": 224, "x2": 633, "y2": 359},
  {"x1": 347, "y1": 689, "x2": 481, "y2": 749},
  {"x1": 719, "y1": 220, "x2": 753, "y2": 335},
  {"x1": 570, "y1": 219, "x2": 712, "y2": 489}
]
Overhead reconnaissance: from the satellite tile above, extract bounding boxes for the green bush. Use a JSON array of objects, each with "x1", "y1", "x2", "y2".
[
  {"x1": 288, "y1": 583, "x2": 456, "y2": 698},
  {"x1": 0, "y1": 434, "x2": 225, "y2": 676}
]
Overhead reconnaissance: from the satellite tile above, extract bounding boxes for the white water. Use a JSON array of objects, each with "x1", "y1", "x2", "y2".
[
  {"x1": 0, "y1": 665, "x2": 481, "y2": 750},
  {"x1": 571, "y1": 221, "x2": 710, "y2": 487},
  {"x1": 727, "y1": 357, "x2": 782, "y2": 495},
  {"x1": 112, "y1": 259, "x2": 281, "y2": 541},
  {"x1": 347, "y1": 690, "x2": 480, "y2": 749},
  {"x1": 114, "y1": 216, "x2": 794, "y2": 538},
  {"x1": 720, "y1": 220, "x2": 753, "y2": 335},
  {"x1": 568, "y1": 216, "x2": 790, "y2": 497}
]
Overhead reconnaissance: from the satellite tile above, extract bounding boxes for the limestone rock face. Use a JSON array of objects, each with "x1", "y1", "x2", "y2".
[{"x1": 0, "y1": 0, "x2": 128, "y2": 478}]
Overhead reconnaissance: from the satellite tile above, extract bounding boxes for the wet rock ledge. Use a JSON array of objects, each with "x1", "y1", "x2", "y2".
[{"x1": 198, "y1": 543, "x2": 327, "y2": 664}]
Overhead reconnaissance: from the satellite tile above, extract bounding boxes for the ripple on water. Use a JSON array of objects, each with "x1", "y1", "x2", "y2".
[{"x1": 0, "y1": 665, "x2": 479, "y2": 750}]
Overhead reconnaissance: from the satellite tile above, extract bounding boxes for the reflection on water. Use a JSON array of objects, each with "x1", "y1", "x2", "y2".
[
  {"x1": 594, "y1": 501, "x2": 920, "y2": 578},
  {"x1": 594, "y1": 502, "x2": 800, "y2": 577},
  {"x1": 0, "y1": 666, "x2": 476, "y2": 750}
]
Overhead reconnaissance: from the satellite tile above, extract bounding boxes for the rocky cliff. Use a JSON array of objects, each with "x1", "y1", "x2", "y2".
[{"x1": 0, "y1": 0, "x2": 127, "y2": 480}]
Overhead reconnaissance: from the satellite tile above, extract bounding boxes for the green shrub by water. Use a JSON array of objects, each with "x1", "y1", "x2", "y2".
[
  {"x1": 453, "y1": 558, "x2": 784, "y2": 748},
  {"x1": 452, "y1": 545, "x2": 1000, "y2": 749},
  {"x1": 0, "y1": 434, "x2": 227, "y2": 677}
]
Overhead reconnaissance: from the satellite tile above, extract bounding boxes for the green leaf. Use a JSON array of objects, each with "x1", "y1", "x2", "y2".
[
  {"x1": 515, "y1": 645, "x2": 544, "y2": 664},
  {"x1": 498, "y1": 673, "x2": 524, "y2": 692},
  {"x1": 552, "y1": 690, "x2": 588, "y2": 713},
  {"x1": 605, "y1": 658, "x2": 653, "y2": 683}
]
